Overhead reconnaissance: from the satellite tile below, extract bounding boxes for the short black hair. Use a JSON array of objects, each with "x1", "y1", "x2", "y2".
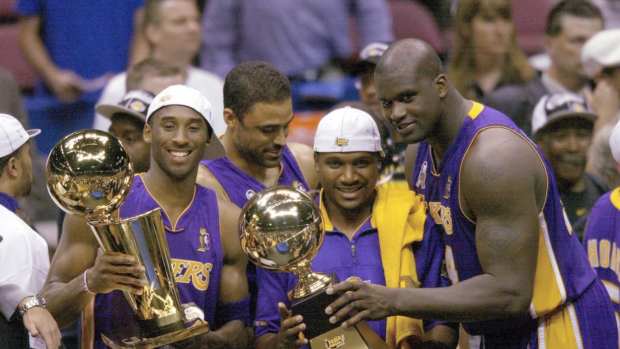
[
  {"x1": 126, "y1": 58, "x2": 184, "y2": 91},
  {"x1": 545, "y1": 0, "x2": 603, "y2": 37},
  {"x1": 223, "y1": 61, "x2": 291, "y2": 119}
]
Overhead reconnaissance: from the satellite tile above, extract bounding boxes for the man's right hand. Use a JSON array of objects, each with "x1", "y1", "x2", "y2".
[
  {"x1": 86, "y1": 251, "x2": 147, "y2": 294},
  {"x1": 275, "y1": 302, "x2": 307, "y2": 349},
  {"x1": 46, "y1": 69, "x2": 83, "y2": 103},
  {"x1": 22, "y1": 306, "x2": 62, "y2": 349}
]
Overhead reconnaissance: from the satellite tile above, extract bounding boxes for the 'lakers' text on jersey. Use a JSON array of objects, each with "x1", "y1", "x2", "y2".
[{"x1": 412, "y1": 102, "x2": 616, "y2": 348}]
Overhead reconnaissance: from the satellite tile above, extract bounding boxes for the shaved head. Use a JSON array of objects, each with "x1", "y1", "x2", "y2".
[{"x1": 376, "y1": 39, "x2": 443, "y2": 82}]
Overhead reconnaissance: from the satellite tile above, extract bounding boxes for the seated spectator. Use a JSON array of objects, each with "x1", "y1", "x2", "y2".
[
  {"x1": 532, "y1": 93, "x2": 607, "y2": 239},
  {"x1": 0, "y1": 114, "x2": 60, "y2": 349},
  {"x1": 200, "y1": 0, "x2": 393, "y2": 79},
  {"x1": 17, "y1": 0, "x2": 144, "y2": 153},
  {"x1": 448, "y1": 0, "x2": 535, "y2": 100},
  {"x1": 583, "y1": 118, "x2": 620, "y2": 325},
  {"x1": 93, "y1": 0, "x2": 225, "y2": 136},
  {"x1": 581, "y1": 29, "x2": 620, "y2": 188},
  {"x1": 485, "y1": 0, "x2": 604, "y2": 136}
]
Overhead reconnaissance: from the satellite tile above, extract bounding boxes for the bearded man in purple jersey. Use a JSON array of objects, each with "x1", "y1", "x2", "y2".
[
  {"x1": 40, "y1": 85, "x2": 250, "y2": 349},
  {"x1": 323, "y1": 39, "x2": 617, "y2": 348}
]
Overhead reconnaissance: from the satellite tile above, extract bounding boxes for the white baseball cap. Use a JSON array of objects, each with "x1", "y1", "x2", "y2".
[
  {"x1": 582, "y1": 29, "x2": 620, "y2": 78},
  {"x1": 610, "y1": 120, "x2": 620, "y2": 163},
  {"x1": 0, "y1": 114, "x2": 40, "y2": 157},
  {"x1": 531, "y1": 93, "x2": 596, "y2": 138},
  {"x1": 314, "y1": 106, "x2": 383, "y2": 154},
  {"x1": 146, "y1": 85, "x2": 213, "y2": 128},
  {"x1": 96, "y1": 90, "x2": 155, "y2": 123}
]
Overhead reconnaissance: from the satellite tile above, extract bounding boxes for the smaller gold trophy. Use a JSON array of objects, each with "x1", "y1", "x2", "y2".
[
  {"x1": 46, "y1": 130, "x2": 209, "y2": 348},
  {"x1": 240, "y1": 186, "x2": 388, "y2": 349}
]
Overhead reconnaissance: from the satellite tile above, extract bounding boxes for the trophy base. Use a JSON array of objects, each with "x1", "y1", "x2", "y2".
[
  {"x1": 101, "y1": 319, "x2": 209, "y2": 349},
  {"x1": 309, "y1": 322, "x2": 389, "y2": 349}
]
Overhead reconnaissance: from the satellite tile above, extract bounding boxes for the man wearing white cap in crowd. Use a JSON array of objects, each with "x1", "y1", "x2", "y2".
[
  {"x1": 41, "y1": 85, "x2": 250, "y2": 349},
  {"x1": 532, "y1": 93, "x2": 607, "y2": 239},
  {"x1": 583, "y1": 119, "x2": 620, "y2": 336},
  {"x1": 581, "y1": 28, "x2": 620, "y2": 188},
  {"x1": 0, "y1": 114, "x2": 61, "y2": 349},
  {"x1": 254, "y1": 106, "x2": 457, "y2": 349}
]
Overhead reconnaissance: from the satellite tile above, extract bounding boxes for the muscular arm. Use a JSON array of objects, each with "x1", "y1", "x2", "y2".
[
  {"x1": 327, "y1": 128, "x2": 544, "y2": 324},
  {"x1": 41, "y1": 214, "x2": 98, "y2": 327},
  {"x1": 288, "y1": 142, "x2": 318, "y2": 190},
  {"x1": 191, "y1": 201, "x2": 249, "y2": 349}
]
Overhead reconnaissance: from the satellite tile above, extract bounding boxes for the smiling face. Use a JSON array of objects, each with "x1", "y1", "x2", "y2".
[
  {"x1": 375, "y1": 64, "x2": 446, "y2": 144},
  {"x1": 316, "y1": 152, "x2": 380, "y2": 213},
  {"x1": 144, "y1": 105, "x2": 209, "y2": 180},
  {"x1": 228, "y1": 99, "x2": 294, "y2": 168}
]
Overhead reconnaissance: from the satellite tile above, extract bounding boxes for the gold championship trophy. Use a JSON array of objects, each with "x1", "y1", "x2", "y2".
[
  {"x1": 46, "y1": 130, "x2": 209, "y2": 348},
  {"x1": 240, "y1": 186, "x2": 388, "y2": 349}
]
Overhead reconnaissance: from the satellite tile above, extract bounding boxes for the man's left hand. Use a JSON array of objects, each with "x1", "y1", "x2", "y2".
[{"x1": 324, "y1": 276, "x2": 397, "y2": 328}]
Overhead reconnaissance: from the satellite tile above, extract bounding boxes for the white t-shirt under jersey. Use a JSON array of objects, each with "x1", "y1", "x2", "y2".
[{"x1": 92, "y1": 66, "x2": 226, "y2": 135}]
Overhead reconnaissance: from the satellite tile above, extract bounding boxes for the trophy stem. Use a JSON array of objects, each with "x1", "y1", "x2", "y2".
[{"x1": 289, "y1": 261, "x2": 332, "y2": 300}]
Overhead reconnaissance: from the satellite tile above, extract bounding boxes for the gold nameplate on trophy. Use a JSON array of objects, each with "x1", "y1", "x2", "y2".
[
  {"x1": 47, "y1": 130, "x2": 209, "y2": 348},
  {"x1": 240, "y1": 186, "x2": 388, "y2": 349}
]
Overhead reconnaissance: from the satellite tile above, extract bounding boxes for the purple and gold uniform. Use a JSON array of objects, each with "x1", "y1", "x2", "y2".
[
  {"x1": 254, "y1": 195, "x2": 447, "y2": 345},
  {"x1": 201, "y1": 145, "x2": 309, "y2": 319},
  {"x1": 87, "y1": 175, "x2": 225, "y2": 349},
  {"x1": 411, "y1": 102, "x2": 617, "y2": 348},
  {"x1": 584, "y1": 188, "x2": 620, "y2": 330},
  {"x1": 201, "y1": 145, "x2": 309, "y2": 207}
]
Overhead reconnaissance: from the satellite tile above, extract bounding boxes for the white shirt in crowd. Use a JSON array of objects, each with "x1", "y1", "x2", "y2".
[{"x1": 92, "y1": 66, "x2": 226, "y2": 136}]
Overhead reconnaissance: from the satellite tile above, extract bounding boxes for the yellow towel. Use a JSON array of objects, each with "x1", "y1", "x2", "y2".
[{"x1": 371, "y1": 180, "x2": 426, "y2": 349}]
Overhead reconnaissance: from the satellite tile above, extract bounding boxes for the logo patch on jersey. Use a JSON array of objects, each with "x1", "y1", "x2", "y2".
[
  {"x1": 416, "y1": 161, "x2": 427, "y2": 190},
  {"x1": 245, "y1": 189, "x2": 256, "y2": 200},
  {"x1": 197, "y1": 228, "x2": 209, "y2": 253},
  {"x1": 443, "y1": 176, "x2": 452, "y2": 199}
]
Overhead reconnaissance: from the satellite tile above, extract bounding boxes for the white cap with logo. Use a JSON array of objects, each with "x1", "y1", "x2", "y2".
[
  {"x1": 314, "y1": 106, "x2": 382, "y2": 154},
  {"x1": 0, "y1": 113, "x2": 40, "y2": 157},
  {"x1": 582, "y1": 29, "x2": 620, "y2": 78},
  {"x1": 146, "y1": 85, "x2": 213, "y2": 128}
]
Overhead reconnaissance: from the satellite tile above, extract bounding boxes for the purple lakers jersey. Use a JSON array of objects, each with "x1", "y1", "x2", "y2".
[
  {"x1": 411, "y1": 102, "x2": 597, "y2": 336},
  {"x1": 584, "y1": 188, "x2": 620, "y2": 317},
  {"x1": 201, "y1": 145, "x2": 309, "y2": 208},
  {"x1": 91, "y1": 175, "x2": 223, "y2": 348}
]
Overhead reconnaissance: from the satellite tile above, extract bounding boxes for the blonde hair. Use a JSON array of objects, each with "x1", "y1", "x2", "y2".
[{"x1": 448, "y1": 0, "x2": 535, "y2": 98}]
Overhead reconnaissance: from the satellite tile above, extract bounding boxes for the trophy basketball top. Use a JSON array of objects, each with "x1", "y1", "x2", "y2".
[
  {"x1": 240, "y1": 186, "x2": 324, "y2": 272},
  {"x1": 46, "y1": 129, "x2": 134, "y2": 220}
]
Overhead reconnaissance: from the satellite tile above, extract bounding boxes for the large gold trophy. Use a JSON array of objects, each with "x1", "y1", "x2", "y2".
[
  {"x1": 46, "y1": 130, "x2": 209, "y2": 348},
  {"x1": 240, "y1": 186, "x2": 388, "y2": 349}
]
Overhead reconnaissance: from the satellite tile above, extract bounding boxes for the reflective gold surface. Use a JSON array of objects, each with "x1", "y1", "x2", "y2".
[
  {"x1": 46, "y1": 129, "x2": 133, "y2": 220},
  {"x1": 239, "y1": 186, "x2": 331, "y2": 299},
  {"x1": 46, "y1": 130, "x2": 208, "y2": 346}
]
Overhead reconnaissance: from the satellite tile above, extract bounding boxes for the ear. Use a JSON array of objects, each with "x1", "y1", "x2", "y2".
[
  {"x1": 223, "y1": 108, "x2": 238, "y2": 128},
  {"x1": 143, "y1": 123, "x2": 153, "y2": 144},
  {"x1": 5, "y1": 156, "x2": 19, "y2": 178},
  {"x1": 313, "y1": 153, "x2": 321, "y2": 173},
  {"x1": 144, "y1": 23, "x2": 159, "y2": 47},
  {"x1": 435, "y1": 74, "x2": 449, "y2": 98}
]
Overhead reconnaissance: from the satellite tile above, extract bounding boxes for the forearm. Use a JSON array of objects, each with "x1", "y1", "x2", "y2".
[
  {"x1": 41, "y1": 275, "x2": 94, "y2": 328},
  {"x1": 391, "y1": 274, "x2": 530, "y2": 322},
  {"x1": 19, "y1": 20, "x2": 59, "y2": 82},
  {"x1": 185, "y1": 320, "x2": 249, "y2": 349}
]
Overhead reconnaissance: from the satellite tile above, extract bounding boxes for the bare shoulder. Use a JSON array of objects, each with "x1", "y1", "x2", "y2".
[
  {"x1": 196, "y1": 163, "x2": 231, "y2": 203},
  {"x1": 217, "y1": 199, "x2": 243, "y2": 262},
  {"x1": 404, "y1": 143, "x2": 420, "y2": 188},
  {"x1": 287, "y1": 142, "x2": 317, "y2": 188},
  {"x1": 460, "y1": 127, "x2": 546, "y2": 217}
]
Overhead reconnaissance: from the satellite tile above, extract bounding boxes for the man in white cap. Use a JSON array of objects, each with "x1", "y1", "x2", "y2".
[
  {"x1": 581, "y1": 28, "x2": 620, "y2": 188},
  {"x1": 42, "y1": 85, "x2": 250, "y2": 349},
  {"x1": 583, "y1": 119, "x2": 620, "y2": 336},
  {"x1": 0, "y1": 114, "x2": 61, "y2": 348},
  {"x1": 532, "y1": 93, "x2": 607, "y2": 239},
  {"x1": 254, "y1": 106, "x2": 457, "y2": 349}
]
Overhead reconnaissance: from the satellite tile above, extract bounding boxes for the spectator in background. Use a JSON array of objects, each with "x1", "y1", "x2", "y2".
[
  {"x1": 532, "y1": 93, "x2": 607, "y2": 239},
  {"x1": 354, "y1": 42, "x2": 389, "y2": 116},
  {"x1": 17, "y1": 0, "x2": 144, "y2": 153},
  {"x1": 581, "y1": 29, "x2": 620, "y2": 189},
  {"x1": 93, "y1": 0, "x2": 226, "y2": 136},
  {"x1": 200, "y1": 0, "x2": 393, "y2": 80},
  {"x1": 583, "y1": 119, "x2": 620, "y2": 327},
  {"x1": 448, "y1": 0, "x2": 535, "y2": 100},
  {"x1": 0, "y1": 114, "x2": 60, "y2": 349},
  {"x1": 485, "y1": 0, "x2": 604, "y2": 136}
]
